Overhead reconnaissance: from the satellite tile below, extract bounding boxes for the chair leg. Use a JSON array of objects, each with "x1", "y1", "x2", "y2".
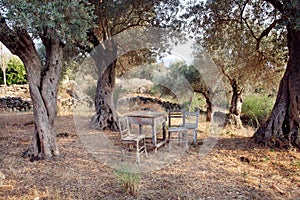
[
  {"x1": 193, "y1": 130, "x2": 197, "y2": 147},
  {"x1": 184, "y1": 131, "x2": 188, "y2": 148},
  {"x1": 136, "y1": 141, "x2": 140, "y2": 164},
  {"x1": 144, "y1": 138, "x2": 148, "y2": 157},
  {"x1": 168, "y1": 132, "x2": 172, "y2": 152},
  {"x1": 121, "y1": 149, "x2": 125, "y2": 162}
]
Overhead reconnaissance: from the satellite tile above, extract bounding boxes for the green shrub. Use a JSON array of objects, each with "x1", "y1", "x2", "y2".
[
  {"x1": 242, "y1": 94, "x2": 275, "y2": 127},
  {"x1": 6, "y1": 57, "x2": 27, "y2": 85},
  {"x1": 189, "y1": 93, "x2": 206, "y2": 111}
]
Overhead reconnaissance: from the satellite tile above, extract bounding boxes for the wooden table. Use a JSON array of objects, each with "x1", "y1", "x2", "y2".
[{"x1": 126, "y1": 111, "x2": 167, "y2": 152}]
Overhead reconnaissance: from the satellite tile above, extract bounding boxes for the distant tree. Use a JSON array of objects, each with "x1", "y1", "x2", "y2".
[
  {"x1": 187, "y1": 0, "x2": 286, "y2": 128},
  {"x1": 189, "y1": 0, "x2": 300, "y2": 148},
  {"x1": 170, "y1": 61, "x2": 213, "y2": 121},
  {"x1": 0, "y1": 0, "x2": 94, "y2": 160}
]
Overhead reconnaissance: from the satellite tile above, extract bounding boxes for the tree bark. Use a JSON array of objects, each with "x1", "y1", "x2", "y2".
[
  {"x1": 253, "y1": 28, "x2": 300, "y2": 149},
  {"x1": 227, "y1": 79, "x2": 243, "y2": 128},
  {"x1": 89, "y1": 43, "x2": 118, "y2": 131},
  {"x1": 0, "y1": 21, "x2": 62, "y2": 160},
  {"x1": 22, "y1": 39, "x2": 62, "y2": 160},
  {"x1": 194, "y1": 88, "x2": 212, "y2": 122},
  {"x1": 206, "y1": 98, "x2": 212, "y2": 121}
]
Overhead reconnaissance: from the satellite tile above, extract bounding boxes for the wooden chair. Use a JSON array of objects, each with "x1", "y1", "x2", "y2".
[
  {"x1": 118, "y1": 116, "x2": 147, "y2": 164},
  {"x1": 184, "y1": 109, "x2": 200, "y2": 146},
  {"x1": 168, "y1": 109, "x2": 185, "y2": 129},
  {"x1": 167, "y1": 109, "x2": 189, "y2": 150},
  {"x1": 167, "y1": 108, "x2": 200, "y2": 148}
]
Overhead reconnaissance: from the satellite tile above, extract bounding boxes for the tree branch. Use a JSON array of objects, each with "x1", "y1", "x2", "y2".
[
  {"x1": 242, "y1": 17, "x2": 258, "y2": 40},
  {"x1": 239, "y1": 0, "x2": 250, "y2": 24},
  {"x1": 255, "y1": 19, "x2": 283, "y2": 50},
  {"x1": 0, "y1": 16, "x2": 20, "y2": 54},
  {"x1": 0, "y1": 16, "x2": 35, "y2": 60}
]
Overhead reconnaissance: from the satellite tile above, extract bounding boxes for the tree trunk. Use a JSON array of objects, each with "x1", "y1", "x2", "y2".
[
  {"x1": 194, "y1": 89, "x2": 212, "y2": 122},
  {"x1": 22, "y1": 39, "x2": 63, "y2": 160},
  {"x1": 253, "y1": 28, "x2": 300, "y2": 149},
  {"x1": 227, "y1": 79, "x2": 243, "y2": 128},
  {"x1": 206, "y1": 98, "x2": 212, "y2": 121},
  {"x1": 0, "y1": 44, "x2": 7, "y2": 86},
  {"x1": 1, "y1": 16, "x2": 62, "y2": 160},
  {"x1": 90, "y1": 43, "x2": 118, "y2": 130}
]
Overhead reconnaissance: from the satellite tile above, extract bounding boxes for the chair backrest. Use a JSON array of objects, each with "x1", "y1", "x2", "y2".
[
  {"x1": 183, "y1": 109, "x2": 200, "y2": 130},
  {"x1": 168, "y1": 109, "x2": 185, "y2": 128},
  {"x1": 118, "y1": 116, "x2": 131, "y2": 139}
]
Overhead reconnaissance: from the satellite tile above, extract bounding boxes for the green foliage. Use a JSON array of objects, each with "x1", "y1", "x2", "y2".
[
  {"x1": 148, "y1": 85, "x2": 161, "y2": 97},
  {"x1": 0, "y1": 0, "x2": 95, "y2": 44},
  {"x1": 187, "y1": 0, "x2": 287, "y2": 92},
  {"x1": 189, "y1": 93, "x2": 206, "y2": 111},
  {"x1": 242, "y1": 94, "x2": 275, "y2": 127},
  {"x1": 4, "y1": 57, "x2": 27, "y2": 85}
]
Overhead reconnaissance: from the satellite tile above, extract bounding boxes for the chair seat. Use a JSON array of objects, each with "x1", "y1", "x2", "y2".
[
  {"x1": 122, "y1": 134, "x2": 145, "y2": 141},
  {"x1": 185, "y1": 123, "x2": 197, "y2": 129},
  {"x1": 168, "y1": 127, "x2": 188, "y2": 132}
]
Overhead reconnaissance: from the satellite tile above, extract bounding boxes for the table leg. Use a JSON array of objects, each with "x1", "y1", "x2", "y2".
[
  {"x1": 139, "y1": 124, "x2": 142, "y2": 135},
  {"x1": 162, "y1": 121, "x2": 166, "y2": 141},
  {"x1": 152, "y1": 122, "x2": 156, "y2": 146}
]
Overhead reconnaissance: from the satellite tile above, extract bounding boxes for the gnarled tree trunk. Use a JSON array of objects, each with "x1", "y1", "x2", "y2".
[
  {"x1": 1, "y1": 22, "x2": 62, "y2": 160},
  {"x1": 254, "y1": 28, "x2": 300, "y2": 149},
  {"x1": 90, "y1": 42, "x2": 118, "y2": 130},
  {"x1": 227, "y1": 79, "x2": 243, "y2": 128},
  {"x1": 24, "y1": 39, "x2": 63, "y2": 160}
]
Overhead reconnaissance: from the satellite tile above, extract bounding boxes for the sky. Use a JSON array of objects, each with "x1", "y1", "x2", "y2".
[{"x1": 0, "y1": 42, "x2": 12, "y2": 56}]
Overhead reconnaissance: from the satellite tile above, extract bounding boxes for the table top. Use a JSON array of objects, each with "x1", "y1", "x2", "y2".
[{"x1": 126, "y1": 111, "x2": 166, "y2": 118}]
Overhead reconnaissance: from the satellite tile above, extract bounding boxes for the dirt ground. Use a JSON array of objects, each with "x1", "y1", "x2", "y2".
[{"x1": 0, "y1": 112, "x2": 299, "y2": 200}]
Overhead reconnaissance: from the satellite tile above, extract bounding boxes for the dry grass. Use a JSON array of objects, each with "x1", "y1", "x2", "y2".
[{"x1": 0, "y1": 113, "x2": 299, "y2": 199}]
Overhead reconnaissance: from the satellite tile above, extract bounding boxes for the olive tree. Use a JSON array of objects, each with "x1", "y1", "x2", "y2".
[
  {"x1": 187, "y1": 0, "x2": 286, "y2": 128},
  {"x1": 188, "y1": 0, "x2": 300, "y2": 148},
  {"x1": 87, "y1": 0, "x2": 182, "y2": 130},
  {"x1": 0, "y1": 0, "x2": 94, "y2": 160}
]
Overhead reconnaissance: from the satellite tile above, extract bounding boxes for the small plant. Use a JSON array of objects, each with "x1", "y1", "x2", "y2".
[
  {"x1": 242, "y1": 93, "x2": 275, "y2": 127},
  {"x1": 114, "y1": 166, "x2": 141, "y2": 196}
]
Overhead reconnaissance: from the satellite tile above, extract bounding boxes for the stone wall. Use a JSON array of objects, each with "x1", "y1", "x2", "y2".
[
  {"x1": 0, "y1": 84, "x2": 184, "y2": 114},
  {"x1": 0, "y1": 85, "x2": 32, "y2": 112}
]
